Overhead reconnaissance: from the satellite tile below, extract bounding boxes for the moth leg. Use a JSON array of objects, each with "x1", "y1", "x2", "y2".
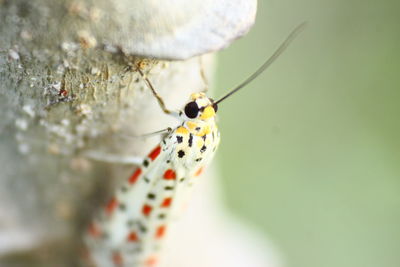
[
  {"x1": 84, "y1": 150, "x2": 144, "y2": 165},
  {"x1": 199, "y1": 55, "x2": 209, "y2": 93},
  {"x1": 139, "y1": 127, "x2": 173, "y2": 138},
  {"x1": 137, "y1": 69, "x2": 180, "y2": 119},
  {"x1": 116, "y1": 127, "x2": 172, "y2": 140}
]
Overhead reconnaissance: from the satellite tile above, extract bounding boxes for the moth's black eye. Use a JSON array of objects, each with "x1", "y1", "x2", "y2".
[{"x1": 184, "y1": 101, "x2": 199, "y2": 119}]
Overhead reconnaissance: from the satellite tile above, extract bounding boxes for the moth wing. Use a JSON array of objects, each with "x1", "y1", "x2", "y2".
[{"x1": 103, "y1": 143, "x2": 175, "y2": 247}]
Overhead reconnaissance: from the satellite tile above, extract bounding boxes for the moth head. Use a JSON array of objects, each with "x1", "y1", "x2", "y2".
[{"x1": 183, "y1": 92, "x2": 218, "y2": 121}]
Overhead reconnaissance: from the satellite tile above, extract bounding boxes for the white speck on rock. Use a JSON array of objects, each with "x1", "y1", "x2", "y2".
[
  {"x1": 91, "y1": 67, "x2": 100, "y2": 75},
  {"x1": 15, "y1": 119, "x2": 28, "y2": 131},
  {"x1": 76, "y1": 104, "x2": 92, "y2": 116},
  {"x1": 53, "y1": 82, "x2": 61, "y2": 91},
  {"x1": 104, "y1": 43, "x2": 118, "y2": 53},
  {"x1": 56, "y1": 64, "x2": 66, "y2": 74},
  {"x1": 61, "y1": 119, "x2": 70, "y2": 126},
  {"x1": 77, "y1": 30, "x2": 97, "y2": 49},
  {"x1": 20, "y1": 30, "x2": 33, "y2": 40},
  {"x1": 22, "y1": 105, "x2": 35, "y2": 118},
  {"x1": 8, "y1": 49, "x2": 20, "y2": 60},
  {"x1": 61, "y1": 41, "x2": 79, "y2": 52}
]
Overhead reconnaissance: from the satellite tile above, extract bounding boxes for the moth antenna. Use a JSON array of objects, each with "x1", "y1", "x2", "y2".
[{"x1": 215, "y1": 22, "x2": 307, "y2": 105}]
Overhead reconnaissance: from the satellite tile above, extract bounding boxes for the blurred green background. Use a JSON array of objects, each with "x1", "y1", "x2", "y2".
[{"x1": 216, "y1": 0, "x2": 400, "y2": 267}]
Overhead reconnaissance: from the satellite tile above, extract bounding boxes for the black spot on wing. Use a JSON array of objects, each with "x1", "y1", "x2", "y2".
[
  {"x1": 138, "y1": 221, "x2": 147, "y2": 233},
  {"x1": 200, "y1": 145, "x2": 207, "y2": 153},
  {"x1": 176, "y1": 136, "x2": 183, "y2": 143},
  {"x1": 143, "y1": 159, "x2": 149, "y2": 167},
  {"x1": 178, "y1": 150, "x2": 185, "y2": 158},
  {"x1": 188, "y1": 134, "x2": 193, "y2": 147}
]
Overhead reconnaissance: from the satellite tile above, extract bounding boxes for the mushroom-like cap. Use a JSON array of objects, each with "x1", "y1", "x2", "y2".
[
  {"x1": 68, "y1": 0, "x2": 257, "y2": 59},
  {"x1": 108, "y1": 0, "x2": 257, "y2": 59}
]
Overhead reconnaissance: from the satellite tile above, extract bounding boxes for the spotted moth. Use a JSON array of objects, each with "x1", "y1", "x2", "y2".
[{"x1": 85, "y1": 23, "x2": 306, "y2": 267}]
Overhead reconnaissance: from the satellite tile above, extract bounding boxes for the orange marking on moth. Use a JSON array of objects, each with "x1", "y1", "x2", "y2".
[
  {"x1": 155, "y1": 225, "x2": 166, "y2": 239},
  {"x1": 195, "y1": 167, "x2": 204, "y2": 176},
  {"x1": 148, "y1": 145, "x2": 161, "y2": 161},
  {"x1": 142, "y1": 204, "x2": 153, "y2": 216},
  {"x1": 163, "y1": 169, "x2": 176, "y2": 180},
  {"x1": 161, "y1": 197, "x2": 172, "y2": 208},
  {"x1": 88, "y1": 222, "x2": 101, "y2": 238},
  {"x1": 145, "y1": 256, "x2": 159, "y2": 267},
  {"x1": 105, "y1": 197, "x2": 118, "y2": 215},
  {"x1": 129, "y1": 168, "x2": 142, "y2": 184},
  {"x1": 127, "y1": 231, "x2": 138, "y2": 242},
  {"x1": 112, "y1": 251, "x2": 123, "y2": 266}
]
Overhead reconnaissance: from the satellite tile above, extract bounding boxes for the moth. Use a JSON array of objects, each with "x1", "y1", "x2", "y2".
[{"x1": 85, "y1": 23, "x2": 306, "y2": 267}]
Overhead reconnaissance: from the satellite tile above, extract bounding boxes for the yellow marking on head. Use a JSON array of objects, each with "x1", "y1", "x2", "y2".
[
  {"x1": 196, "y1": 125, "x2": 211, "y2": 136},
  {"x1": 176, "y1": 126, "x2": 189, "y2": 135},
  {"x1": 187, "y1": 121, "x2": 197, "y2": 130},
  {"x1": 200, "y1": 106, "x2": 216, "y2": 120}
]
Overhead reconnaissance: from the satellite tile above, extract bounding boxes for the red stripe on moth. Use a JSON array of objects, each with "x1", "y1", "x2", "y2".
[
  {"x1": 142, "y1": 204, "x2": 152, "y2": 216},
  {"x1": 127, "y1": 231, "x2": 138, "y2": 242},
  {"x1": 161, "y1": 197, "x2": 172, "y2": 208},
  {"x1": 155, "y1": 225, "x2": 166, "y2": 239},
  {"x1": 163, "y1": 169, "x2": 176, "y2": 180},
  {"x1": 195, "y1": 167, "x2": 204, "y2": 177},
  {"x1": 129, "y1": 168, "x2": 142, "y2": 184},
  {"x1": 105, "y1": 197, "x2": 118, "y2": 215},
  {"x1": 112, "y1": 251, "x2": 123, "y2": 266},
  {"x1": 148, "y1": 145, "x2": 161, "y2": 161},
  {"x1": 145, "y1": 256, "x2": 159, "y2": 267},
  {"x1": 88, "y1": 222, "x2": 101, "y2": 238}
]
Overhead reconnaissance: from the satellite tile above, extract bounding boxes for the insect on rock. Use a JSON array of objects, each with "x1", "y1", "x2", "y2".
[{"x1": 84, "y1": 22, "x2": 306, "y2": 267}]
